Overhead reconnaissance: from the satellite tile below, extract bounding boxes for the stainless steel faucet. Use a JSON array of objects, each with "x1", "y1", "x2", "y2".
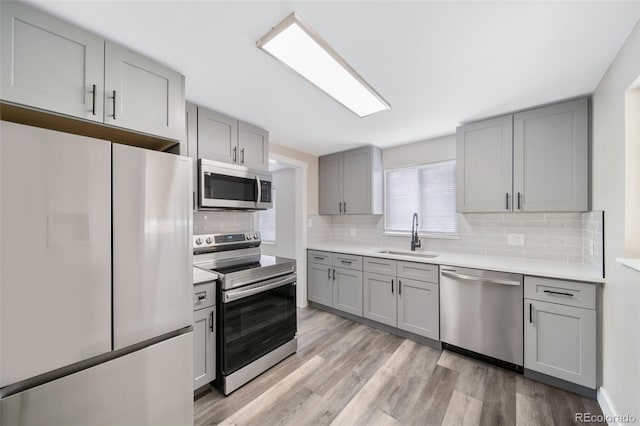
[{"x1": 411, "y1": 212, "x2": 421, "y2": 251}]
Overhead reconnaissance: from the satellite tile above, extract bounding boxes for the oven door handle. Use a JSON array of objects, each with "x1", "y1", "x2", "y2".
[{"x1": 224, "y1": 275, "x2": 296, "y2": 303}]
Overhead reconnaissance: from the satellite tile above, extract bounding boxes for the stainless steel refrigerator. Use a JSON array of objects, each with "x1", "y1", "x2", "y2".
[{"x1": 0, "y1": 121, "x2": 193, "y2": 425}]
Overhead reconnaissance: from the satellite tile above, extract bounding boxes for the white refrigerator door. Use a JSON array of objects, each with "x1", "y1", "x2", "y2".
[
  {"x1": 113, "y1": 144, "x2": 193, "y2": 349},
  {"x1": 1, "y1": 332, "x2": 193, "y2": 426},
  {"x1": 0, "y1": 122, "x2": 111, "y2": 388}
]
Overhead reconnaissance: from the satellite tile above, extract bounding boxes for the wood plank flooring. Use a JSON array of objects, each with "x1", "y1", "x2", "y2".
[{"x1": 194, "y1": 307, "x2": 604, "y2": 426}]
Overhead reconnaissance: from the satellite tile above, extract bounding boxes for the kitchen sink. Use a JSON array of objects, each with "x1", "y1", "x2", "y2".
[{"x1": 376, "y1": 250, "x2": 438, "y2": 258}]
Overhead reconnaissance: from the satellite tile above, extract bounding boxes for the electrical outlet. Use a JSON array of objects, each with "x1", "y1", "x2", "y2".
[
  {"x1": 507, "y1": 233, "x2": 525, "y2": 246},
  {"x1": 350, "y1": 228, "x2": 356, "y2": 237}
]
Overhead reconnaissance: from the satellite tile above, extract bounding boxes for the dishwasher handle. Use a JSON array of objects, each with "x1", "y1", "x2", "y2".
[{"x1": 441, "y1": 270, "x2": 521, "y2": 286}]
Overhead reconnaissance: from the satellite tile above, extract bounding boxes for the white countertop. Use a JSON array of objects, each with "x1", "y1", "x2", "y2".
[
  {"x1": 193, "y1": 266, "x2": 219, "y2": 285},
  {"x1": 307, "y1": 243, "x2": 604, "y2": 284}
]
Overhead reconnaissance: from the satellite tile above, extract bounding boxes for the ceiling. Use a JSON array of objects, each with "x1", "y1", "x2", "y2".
[{"x1": 25, "y1": 1, "x2": 640, "y2": 156}]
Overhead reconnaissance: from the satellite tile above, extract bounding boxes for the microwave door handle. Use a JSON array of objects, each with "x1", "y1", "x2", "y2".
[{"x1": 256, "y1": 176, "x2": 262, "y2": 204}]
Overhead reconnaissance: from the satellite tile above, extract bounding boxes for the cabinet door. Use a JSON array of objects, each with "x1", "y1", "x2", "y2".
[
  {"x1": 343, "y1": 147, "x2": 371, "y2": 214},
  {"x1": 193, "y1": 307, "x2": 215, "y2": 390},
  {"x1": 238, "y1": 121, "x2": 269, "y2": 170},
  {"x1": 333, "y1": 267, "x2": 363, "y2": 316},
  {"x1": 456, "y1": 115, "x2": 513, "y2": 212},
  {"x1": 308, "y1": 263, "x2": 332, "y2": 306},
  {"x1": 104, "y1": 42, "x2": 185, "y2": 141},
  {"x1": 0, "y1": 1, "x2": 104, "y2": 122},
  {"x1": 513, "y1": 99, "x2": 588, "y2": 212},
  {"x1": 525, "y1": 299, "x2": 596, "y2": 388},
  {"x1": 363, "y1": 273, "x2": 396, "y2": 327},
  {"x1": 397, "y1": 278, "x2": 439, "y2": 340},
  {"x1": 319, "y1": 152, "x2": 344, "y2": 215},
  {"x1": 197, "y1": 107, "x2": 238, "y2": 164}
]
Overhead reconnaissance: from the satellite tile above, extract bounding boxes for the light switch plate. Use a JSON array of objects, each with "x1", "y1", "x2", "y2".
[{"x1": 507, "y1": 233, "x2": 525, "y2": 246}]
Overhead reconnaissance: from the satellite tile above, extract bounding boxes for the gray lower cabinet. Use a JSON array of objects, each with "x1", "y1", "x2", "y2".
[
  {"x1": 397, "y1": 278, "x2": 439, "y2": 340},
  {"x1": 308, "y1": 261, "x2": 333, "y2": 306},
  {"x1": 193, "y1": 306, "x2": 215, "y2": 390},
  {"x1": 319, "y1": 145, "x2": 382, "y2": 215},
  {"x1": 333, "y1": 267, "x2": 363, "y2": 316},
  {"x1": 363, "y1": 272, "x2": 396, "y2": 326},
  {"x1": 1, "y1": 0, "x2": 105, "y2": 122},
  {"x1": 524, "y1": 276, "x2": 597, "y2": 389},
  {"x1": 104, "y1": 42, "x2": 185, "y2": 141}
]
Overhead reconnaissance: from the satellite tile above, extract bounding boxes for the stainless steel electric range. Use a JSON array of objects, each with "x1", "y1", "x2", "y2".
[{"x1": 193, "y1": 231, "x2": 297, "y2": 395}]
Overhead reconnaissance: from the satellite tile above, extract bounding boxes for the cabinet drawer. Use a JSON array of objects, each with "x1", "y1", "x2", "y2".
[
  {"x1": 364, "y1": 257, "x2": 397, "y2": 276},
  {"x1": 308, "y1": 250, "x2": 332, "y2": 266},
  {"x1": 332, "y1": 253, "x2": 363, "y2": 271},
  {"x1": 524, "y1": 277, "x2": 595, "y2": 310},
  {"x1": 397, "y1": 261, "x2": 438, "y2": 283},
  {"x1": 193, "y1": 283, "x2": 215, "y2": 310}
]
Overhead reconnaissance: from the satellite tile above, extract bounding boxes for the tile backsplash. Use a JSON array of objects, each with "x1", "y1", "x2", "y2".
[
  {"x1": 582, "y1": 211, "x2": 604, "y2": 276},
  {"x1": 308, "y1": 211, "x2": 605, "y2": 272},
  {"x1": 193, "y1": 211, "x2": 257, "y2": 235}
]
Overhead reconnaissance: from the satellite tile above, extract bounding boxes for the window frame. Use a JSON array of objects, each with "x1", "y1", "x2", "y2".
[{"x1": 383, "y1": 159, "x2": 459, "y2": 239}]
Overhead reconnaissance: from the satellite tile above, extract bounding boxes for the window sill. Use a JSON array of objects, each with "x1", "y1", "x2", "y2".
[
  {"x1": 383, "y1": 231, "x2": 460, "y2": 240},
  {"x1": 615, "y1": 258, "x2": 640, "y2": 273}
]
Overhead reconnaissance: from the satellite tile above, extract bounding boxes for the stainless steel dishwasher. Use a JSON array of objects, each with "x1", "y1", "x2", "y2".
[{"x1": 440, "y1": 265, "x2": 523, "y2": 369}]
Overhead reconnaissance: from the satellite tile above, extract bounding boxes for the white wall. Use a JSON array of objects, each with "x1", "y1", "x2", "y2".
[
  {"x1": 270, "y1": 143, "x2": 319, "y2": 215},
  {"x1": 262, "y1": 168, "x2": 297, "y2": 259},
  {"x1": 591, "y1": 18, "x2": 640, "y2": 420},
  {"x1": 383, "y1": 134, "x2": 456, "y2": 169}
]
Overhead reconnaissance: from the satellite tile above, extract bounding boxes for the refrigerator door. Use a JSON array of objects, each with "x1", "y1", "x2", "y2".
[
  {"x1": 0, "y1": 122, "x2": 111, "y2": 388},
  {"x1": 113, "y1": 144, "x2": 193, "y2": 349},
  {"x1": 1, "y1": 332, "x2": 193, "y2": 426}
]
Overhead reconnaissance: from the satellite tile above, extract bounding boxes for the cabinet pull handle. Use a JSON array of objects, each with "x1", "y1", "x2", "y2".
[
  {"x1": 529, "y1": 303, "x2": 533, "y2": 323},
  {"x1": 196, "y1": 291, "x2": 206, "y2": 302},
  {"x1": 240, "y1": 148, "x2": 245, "y2": 164},
  {"x1": 339, "y1": 202, "x2": 342, "y2": 213},
  {"x1": 328, "y1": 267, "x2": 331, "y2": 279},
  {"x1": 111, "y1": 90, "x2": 116, "y2": 119},
  {"x1": 232, "y1": 146, "x2": 237, "y2": 163},
  {"x1": 543, "y1": 289, "x2": 574, "y2": 297},
  {"x1": 399, "y1": 280, "x2": 402, "y2": 295},
  {"x1": 91, "y1": 84, "x2": 96, "y2": 115},
  {"x1": 340, "y1": 260, "x2": 352, "y2": 264},
  {"x1": 332, "y1": 268, "x2": 336, "y2": 280},
  {"x1": 344, "y1": 202, "x2": 347, "y2": 213},
  {"x1": 517, "y1": 192, "x2": 522, "y2": 210},
  {"x1": 209, "y1": 311, "x2": 214, "y2": 332},
  {"x1": 391, "y1": 279, "x2": 394, "y2": 294},
  {"x1": 314, "y1": 256, "x2": 324, "y2": 260},
  {"x1": 505, "y1": 193, "x2": 509, "y2": 210}
]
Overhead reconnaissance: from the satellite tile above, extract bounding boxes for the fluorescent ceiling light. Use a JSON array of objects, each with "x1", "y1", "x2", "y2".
[{"x1": 257, "y1": 12, "x2": 390, "y2": 118}]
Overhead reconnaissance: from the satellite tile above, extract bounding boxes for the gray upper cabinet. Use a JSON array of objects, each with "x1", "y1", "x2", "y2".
[
  {"x1": 363, "y1": 272, "x2": 396, "y2": 327},
  {"x1": 319, "y1": 145, "x2": 382, "y2": 215},
  {"x1": 0, "y1": 1, "x2": 185, "y2": 141},
  {"x1": 104, "y1": 42, "x2": 185, "y2": 141},
  {"x1": 456, "y1": 115, "x2": 513, "y2": 212},
  {"x1": 333, "y1": 267, "x2": 363, "y2": 316},
  {"x1": 197, "y1": 107, "x2": 238, "y2": 164},
  {"x1": 238, "y1": 121, "x2": 269, "y2": 170},
  {"x1": 0, "y1": 1, "x2": 104, "y2": 122},
  {"x1": 456, "y1": 98, "x2": 589, "y2": 213},
  {"x1": 319, "y1": 153, "x2": 344, "y2": 215},
  {"x1": 513, "y1": 99, "x2": 588, "y2": 212}
]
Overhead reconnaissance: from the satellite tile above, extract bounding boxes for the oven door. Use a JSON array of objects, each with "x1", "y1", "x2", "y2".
[{"x1": 219, "y1": 274, "x2": 296, "y2": 375}]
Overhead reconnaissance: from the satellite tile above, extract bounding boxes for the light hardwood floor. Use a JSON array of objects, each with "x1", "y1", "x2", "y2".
[{"x1": 194, "y1": 307, "x2": 604, "y2": 426}]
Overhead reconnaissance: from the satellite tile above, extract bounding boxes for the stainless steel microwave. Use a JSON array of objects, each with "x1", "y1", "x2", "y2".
[{"x1": 198, "y1": 159, "x2": 273, "y2": 210}]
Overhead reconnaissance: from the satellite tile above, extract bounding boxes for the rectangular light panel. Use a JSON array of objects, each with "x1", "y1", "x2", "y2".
[{"x1": 257, "y1": 13, "x2": 390, "y2": 118}]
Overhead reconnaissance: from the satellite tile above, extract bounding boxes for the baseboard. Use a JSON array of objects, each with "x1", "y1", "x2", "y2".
[{"x1": 597, "y1": 387, "x2": 618, "y2": 426}]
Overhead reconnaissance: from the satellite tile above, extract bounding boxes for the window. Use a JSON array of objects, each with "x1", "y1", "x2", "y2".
[
  {"x1": 259, "y1": 189, "x2": 276, "y2": 242},
  {"x1": 385, "y1": 160, "x2": 458, "y2": 236}
]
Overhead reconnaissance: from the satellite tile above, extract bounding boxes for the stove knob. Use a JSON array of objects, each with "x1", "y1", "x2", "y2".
[
  {"x1": 254, "y1": 233, "x2": 259, "y2": 240},
  {"x1": 246, "y1": 234, "x2": 252, "y2": 240},
  {"x1": 195, "y1": 238, "x2": 203, "y2": 245},
  {"x1": 205, "y1": 237, "x2": 213, "y2": 244}
]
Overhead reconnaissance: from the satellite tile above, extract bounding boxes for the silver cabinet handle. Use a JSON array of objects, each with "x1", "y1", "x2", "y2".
[
  {"x1": 399, "y1": 280, "x2": 402, "y2": 295},
  {"x1": 543, "y1": 289, "x2": 574, "y2": 297},
  {"x1": 332, "y1": 268, "x2": 336, "y2": 280},
  {"x1": 314, "y1": 256, "x2": 325, "y2": 261},
  {"x1": 517, "y1": 192, "x2": 522, "y2": 210},
  {"x1": 195, "y1": 291, "x2": 206, "y2": 302},
  {"x1": 327, "y1": 267, "x2": 331, "y2": 279},
  {"x1": 339, "y1": 202, "x2": 342, "y2": 213},
  {"x1": 240, "y1": 148, "x2": 245, "y2": 164},
  {"x1": 225, "y1": 275, "x2": 296, "y2": 302},
  {"x1": 340, "y1": 260, "x2": 352, "y2": 264},
  {"x1": 391, "y1": 279, "x2": 394, "y2": 294},
  {"x1": 232, "y1": 146, "x2": 237, "y2": 163},
  {"x1": 441, "y1": 270, "x2": 521, "y2": 286},
  {"x1": 505, "y1": 193, "x2": 509, "y2": 210},
  {"x1": 209, "y1": 311, "x2": 214, "y2": 332}
]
